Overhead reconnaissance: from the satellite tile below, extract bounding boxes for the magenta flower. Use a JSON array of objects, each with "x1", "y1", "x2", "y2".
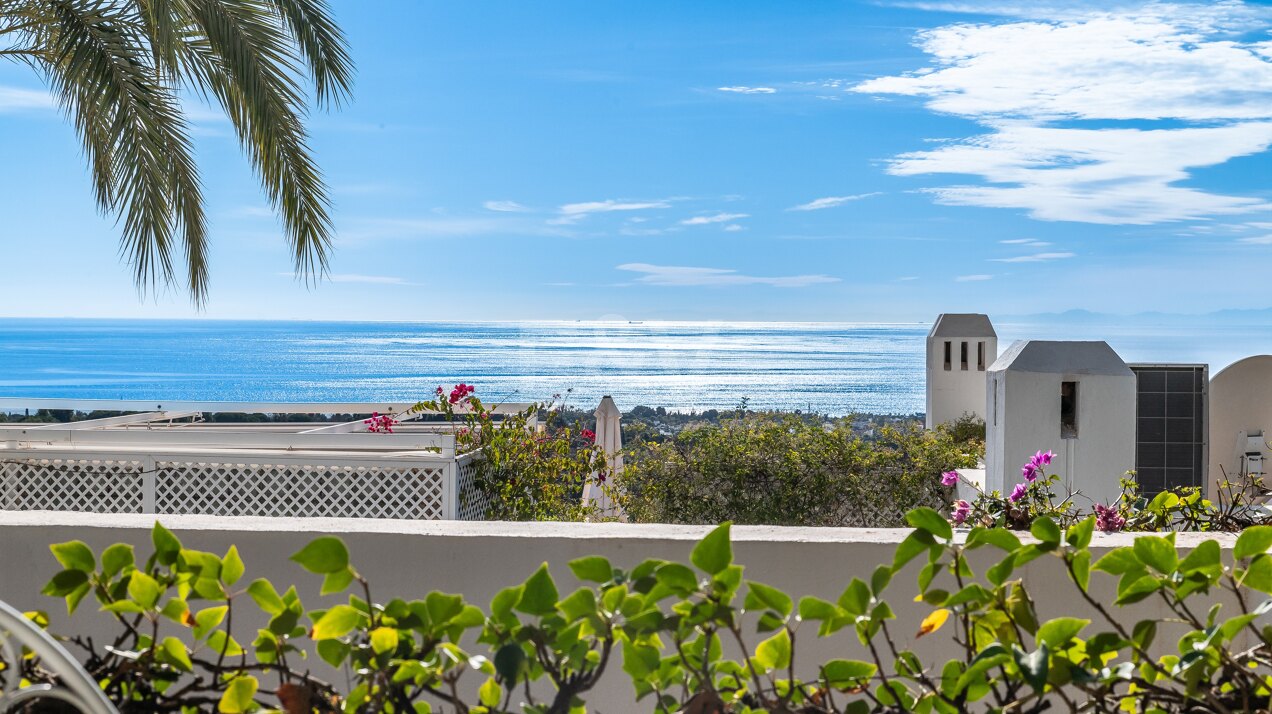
[
  {"x1": 941, "y1": 470, "x2": 959, "y2": 487},
  {"x1": 1037, "y1": 450, "x2": 1054, "y2": 466},
  {"x1": 1021, "y1": 463, "x2": 1038, "y2": 481},
  {"x1": 1094, "y1": 504, "x2": 1125, "y2": 533},
  {"x1": 1009, "y1": 482, "x2": 1028, "y2": 503},
  {"x1": 952, "y1": 499, "x2": 971, "y2": 525}
]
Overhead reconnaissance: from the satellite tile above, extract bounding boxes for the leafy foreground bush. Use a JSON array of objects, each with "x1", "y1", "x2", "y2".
[
  {"x1": 16, "y1": 513, "x2": 1272, "y2": 713},
  {"x1": 618, "y1": 415, "x2": 980, "y2": 526}
]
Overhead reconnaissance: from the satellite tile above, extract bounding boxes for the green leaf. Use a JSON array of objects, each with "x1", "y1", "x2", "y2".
[
  {"x1": 290, "y1": 537, "x2": 349, "y2": 575},
  {"x1": 515, "y1": 564, "x2": 559, "y2": 616},
  {"x1": 101, "y1": 544, "x2": 134, "y2": 577},
  {"x1": 967, "y1": 528, "x2": 1021, "y2": 552},
  {"x1": 568, "y1": 556, "x2": 614, "y2": 583},
  {"x1": 1236, "y1": 526, "x2": 1272, "y2": 560},
  {"x1": 557, "y1": 588, "x2": 597, "y2": 621},
  {"x1": 1036, "y1": 618, "x2": 1089, "y2": 648},
  {"x1": 246, "y1": 579, "x2": 286, "y2": 615},
  {"x1": 370, "y1": 626, "x2": 399, "y2": 655},
  {"x1": 321, "y1": 567, "x2": 355, "y2": 596},
  {"x1": 161, "y1": 636, "x2": 193, "y2": 672},
  {"x1": 905, "y1": 507, "x2": 953, "y2": 541},
  {"x1": 1092, "y1": 547, "x2": 1141, "y2": 575},
  {"x1": 870, "y1": 565, "x2": 893, "y2": 595},
  {"x1": 1066, "y1": 518, "x2": 1095, "y2": 549},
  {"x1": 1133, "y1": 536, "x2": 1178, "y2": 574},
  {"x1": 128, "y1": 571, "x2": 162, "y2": 610},
  {"x1": 745, "y1": 581, "x2": 792, "y2": 617},
  {"x1": 892, "y1": 530, "x2": 936, "y2": 572},
  {"x1": 193, "y1": 606, "x2": 228, "y2": 639},
  {"x1": 655, "y1": 563, "x2": 699, "y2": 595},
  {"x1": 494, "y1": 643, "x2": 526, "y2": 684},
  {"x1": 152, "y1": 522, "x2": 182, "y2": 566},
  {"x1": 41, "y1": 569, "x2": 88, "y2": 598},
  {"x1": 50, "y1": 541, "x2": 95, "y2": 573},
  {"x1": 691, "y1": 522, "x2": 733, "y2": 575},
  {"x1": 798, "y1": 596, "x2": 839, "y2": 622},
  {"x1": 822, "y1": 659, "x2": 877, "y2": 688},
  {"x1": 838, "y1": 579, "x2": 872, "y2": 616},
  {"x1": 1030, "y1": 517, "x2": 1061, "y2": 547},
  {"x1": 1241, "y1": 555, "x2": 1272, "y2": 594},
  {"x1": 1178, "y1": 540, "x2": 1222, "y2": 576},
  {"x1": 221, "y1": 546, "x2": 245, "y2": 586},
  {"x1": 311, "y1": 604, "x2": 362, "y2": 640},
  {"x1": 479, "y1": 677, "x2": 502, "y2": 707},
  {"x1": 754, "y1": 628, "x2": 792, "y2": 671},
  {"x1": 1071, "y1": 550, "x2": 1092, "y2": 592},
  {"x1": 621, "y1": 640, "x2": 659, "y2": 679},
  {"x1": 1014, "y1": 645, "x2": 1049, "y2": 691},
  {"x1": 218, "y1": 675, "x2": 258, "y2": 713},
  {"x1": 317, "y1": 639, "x2": 349, "y2": 667}
]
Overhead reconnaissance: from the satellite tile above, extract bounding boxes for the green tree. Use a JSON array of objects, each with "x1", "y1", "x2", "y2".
[{"x1": 0, "y1": 0, "x2": 353, "y2": 303}]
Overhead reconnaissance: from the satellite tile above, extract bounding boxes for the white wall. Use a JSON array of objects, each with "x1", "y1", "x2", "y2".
[
  {"x1": 0, "y1": 512, "x2": 1230, "y2": 713},
  {"x1": 986, "y1": 370, "x2": 1135, "y2": 505},
  {"x1": 1209, "y1": 356, "x2": 1272, "y2": 496},
  {"x1": 926, "y1": 335, "x2": 997, "y2": 429}
]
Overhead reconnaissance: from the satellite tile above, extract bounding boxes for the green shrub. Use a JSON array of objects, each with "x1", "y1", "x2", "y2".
[
  {"x1": 16, "y1": 513, "x2": 1272, "y2": 713},
  {"x1": 617, "y1": 414, "x2": 980, "y2": 526}
]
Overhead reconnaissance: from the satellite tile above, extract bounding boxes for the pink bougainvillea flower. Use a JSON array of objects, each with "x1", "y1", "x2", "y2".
[
  {"x1": 1022, "y1": 463, "x2": 1038, "y2": 481},
  {"x1": 1094, "y1": 503, "x2": 1126, "y2": 533},
  {"x1": 581, "y1": 428, "x2": 596, "y2": 443},
  {"x1": 952, "y1": 499, "x2": 971, "y2": 525},
  {"x1": 1009, "y1": 482, "x2": 1028, "y2": 503},
  {"x1": 941, "y1": 470, "x2": 959, "y2": 487}
]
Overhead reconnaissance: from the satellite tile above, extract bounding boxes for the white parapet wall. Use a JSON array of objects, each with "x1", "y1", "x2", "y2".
[{"x1": 0, "y1": 511, "x2": 1238, "y2": 712}]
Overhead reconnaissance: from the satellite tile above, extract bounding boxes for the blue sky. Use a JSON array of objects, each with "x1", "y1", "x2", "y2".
[{"x1": 3, "y1": 0, "x2": 1272, "y2": 321}]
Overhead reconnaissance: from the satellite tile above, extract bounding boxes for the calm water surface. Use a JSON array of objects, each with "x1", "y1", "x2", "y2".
[{"x1": 0, "y1": 319, "x2": 1266, "y2": 415}]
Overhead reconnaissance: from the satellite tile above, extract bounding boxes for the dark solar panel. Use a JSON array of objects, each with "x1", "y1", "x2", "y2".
[{"x1": 1130, "y1": 364, "x2": 1208, "y2": 496}]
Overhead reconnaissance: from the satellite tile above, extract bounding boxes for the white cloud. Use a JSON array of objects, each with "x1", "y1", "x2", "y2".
[
  {"x1": 718, "y1": 86, "x2": 776, "y2": 94},
  {"x1": 999, "y1": 238, "x2": 1050, "y2": 247},
  {"x1": 788, "y1": 193, "x2": 882, "y2": 211},
  {"x1": 0, "y1": 85, "x2": 53, "y2": 112},
  {"x1": 484, "y1": 200, "x2": 530, "y2": 213},
  {"x1": 990, "y1": 251, "x2": 1075, "y2": 262},
  {"x1": 337, "y1": 215, "x2": 567, "y2": 241},
  {"x1": 681, "y1": 212, "x2": 749, "y2": 225},
  {"x1": 897, "y1": 276, "x2": 919, "y2": 281},
  {"x1": 854, "y1": 3, "x2": 1272, "y2": 224},
  {"x1": 955, "y1": 274, "x2": 994, "y2": 281},
  {"x1": 1238, "y1": 234, "x2": 1272, "y2": 245},
  {"x1": 553, "y1": 199, "x2": 671, "y2": 224},
  {"x1": 617, "y1": 263, "x2": 838, "y2": 288},
  {"x1": 723, "y1": 224, "x2": 745, "y2": 232}
]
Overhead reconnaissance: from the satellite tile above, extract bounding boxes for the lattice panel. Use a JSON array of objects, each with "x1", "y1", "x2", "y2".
[
  {"x1": 155, "y1": 462, "x2": 448, "y2": 519},
  {"x1": 455, "y1": 457, "x2": 489, "y2": 521},
  {"x1": 829, "y1": 474, "x2": 947, "y2": 528},
  {"x1": 0, "y1": 458, "x2": 144, "y2": 513}
]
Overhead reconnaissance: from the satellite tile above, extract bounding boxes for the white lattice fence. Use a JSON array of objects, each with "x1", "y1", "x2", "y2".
[
  {"x1": 154, "y1": 461, "x2": 449, "y2": 519},
  {"x1": 454, "y1": 452, "x2": 489, "y2": 521},
  {"x1": 0, "y1": 458, "x2": 144, "y2": 513}
]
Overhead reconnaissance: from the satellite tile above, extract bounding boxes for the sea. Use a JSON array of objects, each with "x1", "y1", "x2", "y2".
[{"x1": 0, "y1": 318, "x2": 1267, "y2": 416}]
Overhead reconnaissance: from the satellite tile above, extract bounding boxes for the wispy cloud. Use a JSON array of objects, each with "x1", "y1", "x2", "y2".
[
  {"x1": 723, "y1": 224, "x2": 745, "y2": 232},
  {"x1": 552, "y1": 199, "x2": 671, "y2": 225},
  {"x1": 718, "y1": 86, "x2": 776, "y2": 94},
  {"x1": 854, "y1": 3, "x2": 1272, "y2": 224},
  {"x1": 681, "y1": 212, "x2": 749, "y2": 225},
  {"x1": 484, "y1": 200, "x2": 531, "y2": 213},
  {"x1": 955, "y1": 274, "x2": 993, "y2": 282},
  {"x1": 0, "y1": 85, "x2": 52, "y2": 113},
  {"x1": 788, "y1": 193, "x2": 881, "y2": 211},
  {"x1": 337, "y1": 215, "x2": 567, "y2": 241},
  {"x1": 1238, "y1": 235, "x2": 1272, "y2": 245},
  {"x1": 617, "y1": 263, "x2": 838, "y2": 288},
  {"x1": 990, "y1": 251, "x2": 1075, "y2": 263},
  {"x1": 1000, "y1": 238, "x2": 1051, "y2": 247}
]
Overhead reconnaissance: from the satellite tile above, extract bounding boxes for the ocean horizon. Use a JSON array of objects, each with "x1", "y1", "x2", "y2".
[{"x1": 0, "y1": 317, "x2": 1268, "y2": 416}]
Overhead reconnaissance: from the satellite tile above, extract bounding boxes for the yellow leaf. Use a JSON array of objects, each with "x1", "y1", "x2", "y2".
[{"x1": 916, "y1": 608, "x2": 950, "y2": 638}]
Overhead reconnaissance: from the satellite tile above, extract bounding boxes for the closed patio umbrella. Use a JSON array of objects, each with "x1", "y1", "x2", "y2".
[{"x1": 583, "y1": 395, "x2": 624, "y2": 519}]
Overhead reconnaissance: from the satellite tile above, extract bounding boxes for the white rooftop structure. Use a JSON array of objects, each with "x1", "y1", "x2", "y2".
[
  {"x1": 985, "y1": 341, "x2": 1135, "y2": 506},
  {"x1": 926, "y1": 313, "x2": 997, "y2": 429},
  {"x1": 1208, "y1": 356, "x2": 1272, "y2": 497}
]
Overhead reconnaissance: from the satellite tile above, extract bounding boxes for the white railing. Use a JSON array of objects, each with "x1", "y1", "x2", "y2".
[{"x1": 0, "y1": 400, "x2": 532, "y2": 521}]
